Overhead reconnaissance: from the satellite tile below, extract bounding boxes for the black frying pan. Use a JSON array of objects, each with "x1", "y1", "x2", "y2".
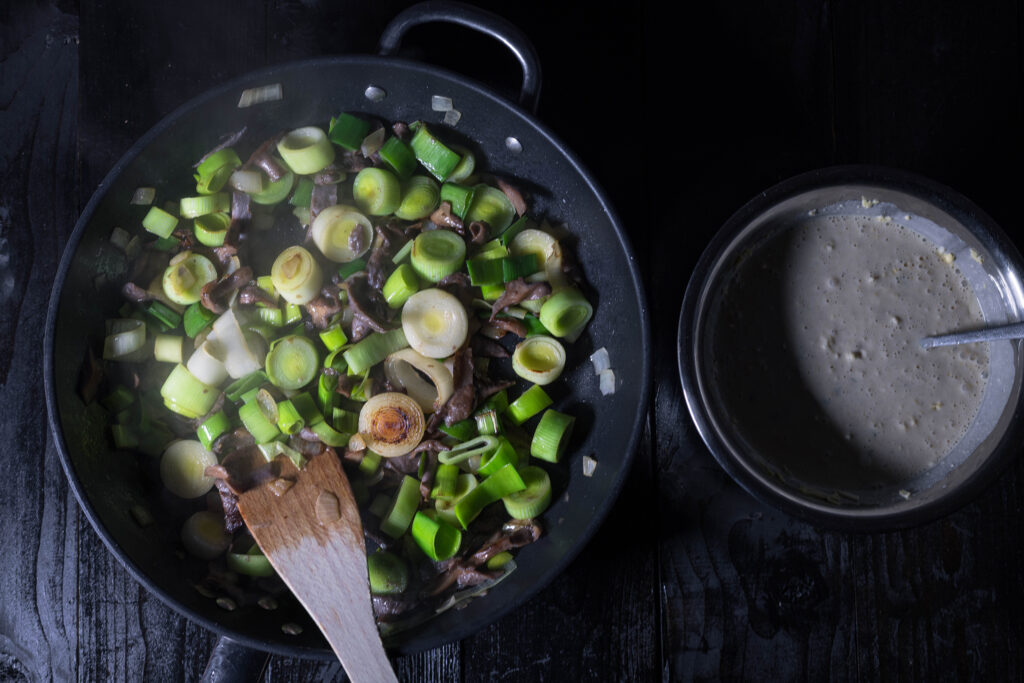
[{"x1": 44, "y1": 1, "x2": 650, "y2": 676}]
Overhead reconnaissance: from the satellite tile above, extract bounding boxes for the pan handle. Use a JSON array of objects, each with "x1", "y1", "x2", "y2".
[
  {"x1": 200, "y1": 635, "x2": 269, "y2": 683},
  {"x1": 378, "y1": 1, "x2": 542, "y2": 114}
]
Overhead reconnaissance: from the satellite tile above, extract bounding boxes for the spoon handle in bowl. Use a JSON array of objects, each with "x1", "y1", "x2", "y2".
[{"x1": 920, "y1": 321, "x2": 1024, "y2": 348}]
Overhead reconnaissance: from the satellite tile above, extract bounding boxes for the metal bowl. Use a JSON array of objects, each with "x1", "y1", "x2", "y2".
[{"x1": 678, "y1": 165, "x2": 1024, "y2": 530}]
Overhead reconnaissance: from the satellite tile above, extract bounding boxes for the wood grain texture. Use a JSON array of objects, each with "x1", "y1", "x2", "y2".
[{"x1": 6, "y1": 0, "x2": 1024, "y2": 681}]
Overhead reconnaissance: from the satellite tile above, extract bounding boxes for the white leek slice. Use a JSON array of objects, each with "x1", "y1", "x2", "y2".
[
  {"x1": 181, "y1": 511, "x2": 231, "y2": 559},
  {"x1": 153, "y1": 334, "x2": 183, "y2": 363},
  {"x1": 187, "y1": 339, "x2": 229, "y2": 387},
  {"x1": 162, "y1": 251, "x2": 218, "y2": 305},
  {"x1": 228, "y1": 169, "x2": 264, "y2": 194},
  {"x1": 401, "y1": 288, "x2": 468, "y2": 359},
  {"x1": 103, "y1": 318, "x2": 147, "y2": 361},
  {"x1": 510, "y1": 228, "x2": 568, "y2": 287},
  {"x1": 358, "y1": 392, "x2": 426, "y2": 458},
  {"x1": 511, "y1": 335, "x2": 566, "y2": 385},
  {"x1": 384, "y1": 348, "x2": 455, "y2": 414},
  {"x1": 271, "y1": 245, "x2": 323, "y2": 304},
  {"x1": 212, "y1": 308, "x2": 263, "y2": 379},
  {"x1": 160, "y1": 439, "x2": 218, "y2": 498},
  {"x1": 311, "y1": 206, "x2": 374, "y2": 263}
]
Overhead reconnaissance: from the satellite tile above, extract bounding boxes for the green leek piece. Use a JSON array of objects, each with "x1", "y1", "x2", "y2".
[
  {"x1": 380, "y1": 475, "x2": 421, "y2": 539},
  {"x1": 511, "y1": 335, "x2": 566, "y2": 385},
  {"x1": 378, "y1": 136, "x2": 417, "y2": 179},
  {"x1": 258, "y1": 441, "x2": 306, "y2": 469},
  {"x1": 258, "y1": 307, "x2": 284, "y2": 327},
  {"x1": 142, "y1": 206, "x2": 179, "y2": 238},
  {"x1": 448, "y1": 148, "x2": 476, "y2": 183},
  {"x1": 226, "y1": 547, "x2": 276, "y2": 577},
  {"x1": 196, "y1": 410, "x2": 230, "y2": 450},
  {"x1": 256, "y1": 275, "x2": 278, "y2": 302},
  {"x1": 453, "y1": 463, "x2": 526, "y2": 529},
  {"x1": 410, "y1": 229, "x2": 466, "y2": 282},
  {"x1": 111, "y1": 424, "x2": 138, "y2": 449},
  {"x1": 411, "y1": 511, "x2": 462, "y2": 561},
  {"x1": 395, "y1": 175, "x2": 440, "y2": 221},
  {"x1": 367, "y1": 551, "x2": 408, "y2": 595},
  {"x1": 539, "y1": 287, "x2": 593, "y2": 340},
  {"x1": 502, "y1": 253, "x2": 540, "y2": 282},
  {"x1": 337, "y1": 257, "x2": 367, "y2": 280},
  {"x1": 319, "y1": 323, "x2": 348, "y2": 352},
  {"x1": 437, "y1": 435, "x2": 498, "y2": 466},
  {"x1": 328, "y1": 112, "x2": 371, "y2": 151},
  {"x1": 179, "y1": 192, "x2": 230, "y2": 219},
  {"x1": 283, "y1": 302, "x2": 303, "y2": 325},
  {"x1": 277, "y1": 126, "x2": 335, "y2": 175},
  {"x1": 333, "y1": 408, "x2": 359, "y2": 434},
  {"x1": 440, "y1": 183, "x2": 475, "y2": 220},
  {"x1": 317, "y1": 368, "x2": 339, "y2": 414},
  {"x1": 506, "y1": 384, "x2": 552, "y2": 426},
  {"x1": 224, "y1": 370, "x2": 268, "y2": 402},
  {"x1": 238, "y1": 400, "x2": 281, "y2": 443},
  {"x1": 502, "y1": 465, "x2": 552, "y2": 518},
  {"x1": 466, "y1": 258, "x2": 504, "y2": 286},
  {"x1": 481, "y1": 388, "x2": 509, "y2": 415},
  {"x1": 353, "y1": 167, "x2": 401, "y2": 216},
  {"x1": 193, "y1": 212, "x2": 231, "y2": 247},
  {"x1": 474, "y1": 238, "x2": 508, "y2": 261},
  {"x1": 101, "y1": 386, "x2": 135, "y2": 414},
  {"x1": 520, "y1": 314, "x2": 552, "y2": 337},
  {"x1": 252, "y1": 171, "x2": 295, "y2": 205},
  {"x1": 265, "y1": 335, "x2": 319, "y2": 391},
  {"x1": 289, "y1": 392, "x2": 322, "y2": 425},
  {"x1": 289, "y1": 177, "x2": 314, "y2": 208},
  {"x1": 160, "y1": 364, "x2": 219, "y2": 419},
  {"x1": 431, "y1": 463, "x2": 460, "y2": 499},
  {"x1": 486, "y1": 551, "x2": 514, "y2": 571},
  {"x1": 182, "y1": 302, "x2": 216, "y2": 338},
  {"x1": 465, "y1": 184, "x2": 516, "y2": 235},
  {"x1": 309, "y1": 419, "x2": 349, "y2": 447},
  {"x1": 382, "y1": 263, "x2": 420, "y2": 308},
  {"x1": 498, "y1": 215, "x2": 530, "y2": 247},
  {"x1": 530, "y1": 409, "x2": 575, "y2": 463},
  {"x1": 151, "y1": 235, "x2": 181, "y2": 251},
  {"x1": 324, "y1": 347, "x2": 348, "y2": 374},
  {"x1": 276, "y1": 399, "x2": 305, "y2": 434},
  {"x1": 480, "y1": 283, "x2": 505, "y2": 301},
  {"x1": 435, "y1": 473, "x2": 478, "y2": 526},
  {"x1": 342, "y1": 327, "x2": 408, "y2": 376},
  {"x1": 147, "y1": 300, "x2": 182, "y2": 330},
  {"x1": 194, "y1": 148, "x2": 242, "y2": 194},
  {"x1": 477, "y1": 437, "x2": 515, "y2": 476},
  {"x1": 359, "y1": 449, "x2": 382, "y2": 476},
  {"x1": 410, "y1": 124, "x2": 461, "y2": 181},
  {"x1": 390, "y1": 239, "x2": 414, "y2": 265},
  {"x1": 439, "y1": 418, "x2": 476, "y2": 442},
  {"x1": 474, "y1": 409, "x2": 501, "y2": 437}
]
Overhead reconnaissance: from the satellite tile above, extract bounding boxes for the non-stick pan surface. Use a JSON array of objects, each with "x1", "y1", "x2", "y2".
[{"x1": 44, "y1": 6, "x2": 650, "y2": 661}]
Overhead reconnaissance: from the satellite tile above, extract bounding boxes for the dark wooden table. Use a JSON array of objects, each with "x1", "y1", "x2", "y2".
[{"x1": 4, "y1": 0, "x2": 1024, "y2": 680}]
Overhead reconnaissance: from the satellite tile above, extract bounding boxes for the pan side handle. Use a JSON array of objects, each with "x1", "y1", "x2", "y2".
[
  {"x1": 378, "y1": 0, "x2": 542, "y2": 114},
  {"x1": 200, "y1": 635, "x2": 270, "y2": 683}
]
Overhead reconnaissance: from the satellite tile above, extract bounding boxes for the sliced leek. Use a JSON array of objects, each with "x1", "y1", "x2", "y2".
[
  {"x1": 160, "y1": 364, "x2": 219, "y2": 419},
  {"x1": 530, "y1": 409, "x2": 575, "y2": 463},
  {"x1": 277, "y1": 126, "x2": 335, "y2": 175},
  {"x1": 401, "y1": 288, "x2": 468, "y2": 359},
  {"x1": 162, "y1": 252, "x2": 217, "y2": 305},
  {"x1": 271, "y1": 245, "x2": 323, "y2": 304},
  {"x1": 310, "y1": 206, "x2": 373, "y2": 263},
  {"x1": 211, "y1": 309, "x2": 265, "y2": 379},
  {"x1": 511, "y1": 335, "x2": 566, "y2": 385},
  {"x1": 394, "y1": 175, "x2": 440, "y2": 221},
  {"x1": 465, "y1": 184, "x2": 516, "y2": 235},
  {"x1": 383, "y1": 348, "x2": 454, "y2": 414},
  {"x1": 502, "y1": 465, "x2": 552, "y2": 519},
  {"x1": 510, "y1": 228, "x2": 567, "y2": 286},
  {"x1": 181, "y1": 510, "x2": 231, "y2": 560},
  {"x1": 539, "y1": 287, "x2": 593, "y2": 341},
  {"x1": 358, "y1": 392, "x2": 425, "y2": 458},
  {"x1": 352, "y1": 167, "x2": 401, "y2": 216},
  {"x1": 160, "y1": 439, "x2": 218, "y2": 498},
  {"x1": 265, "y1": 335, "x2": 319, "y2": 391},
  {"x1": 410, "y1": 229, "x2": 466, "y2": 283}
]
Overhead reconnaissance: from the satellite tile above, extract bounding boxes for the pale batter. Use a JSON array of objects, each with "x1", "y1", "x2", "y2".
[{"x1": 711, "y1": 213, "x2": 989, "y2": 489}]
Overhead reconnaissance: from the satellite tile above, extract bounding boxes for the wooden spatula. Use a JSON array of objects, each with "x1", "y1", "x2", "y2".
[{"x1": 237, "y1": 450, "x2": 398, "y2": 683}]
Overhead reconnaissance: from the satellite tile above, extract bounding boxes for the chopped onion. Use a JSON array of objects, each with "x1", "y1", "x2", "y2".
[
  {"x1": 589, "y1": 347, "x2": 611, "y2": 374},
  {"x1": 364, "y1": 85, "x2": 387, "y2": 102},
  {"x1": 360, "y1": 127, "x2": 386, "y2": 158},
  {"x1": 582, "y1": 455, "x2": 597, "y2": 477},
  {"x1": 229, "y1": 169, "x2": 264, "y2": 194},
  {"x1": 431, "y1": 95, "x2": 453, "y2": 112},
  {"x1": 130, "y1": 187, "x2": 156, "y2": 205},
  {"x1": 237, "y1": 83, "x2": 282, "y2": 108},
  {"x1": 443, "y1": 109, "x2": 462, "y2": 126},
  {"x1": 384, "y1": 348, "x2": 455, "y2": 414},
  {"x1": 598, "y1": 368, "x2": 616, "y2": 395},
  {"x1": 109, "y1": 226, "x2": 131, "y2": 251}
]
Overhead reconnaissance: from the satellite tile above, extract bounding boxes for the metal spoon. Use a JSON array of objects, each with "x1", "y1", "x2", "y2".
[{"x1": 920, "y1": 322, "x2": 1024, "y2": 349}]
